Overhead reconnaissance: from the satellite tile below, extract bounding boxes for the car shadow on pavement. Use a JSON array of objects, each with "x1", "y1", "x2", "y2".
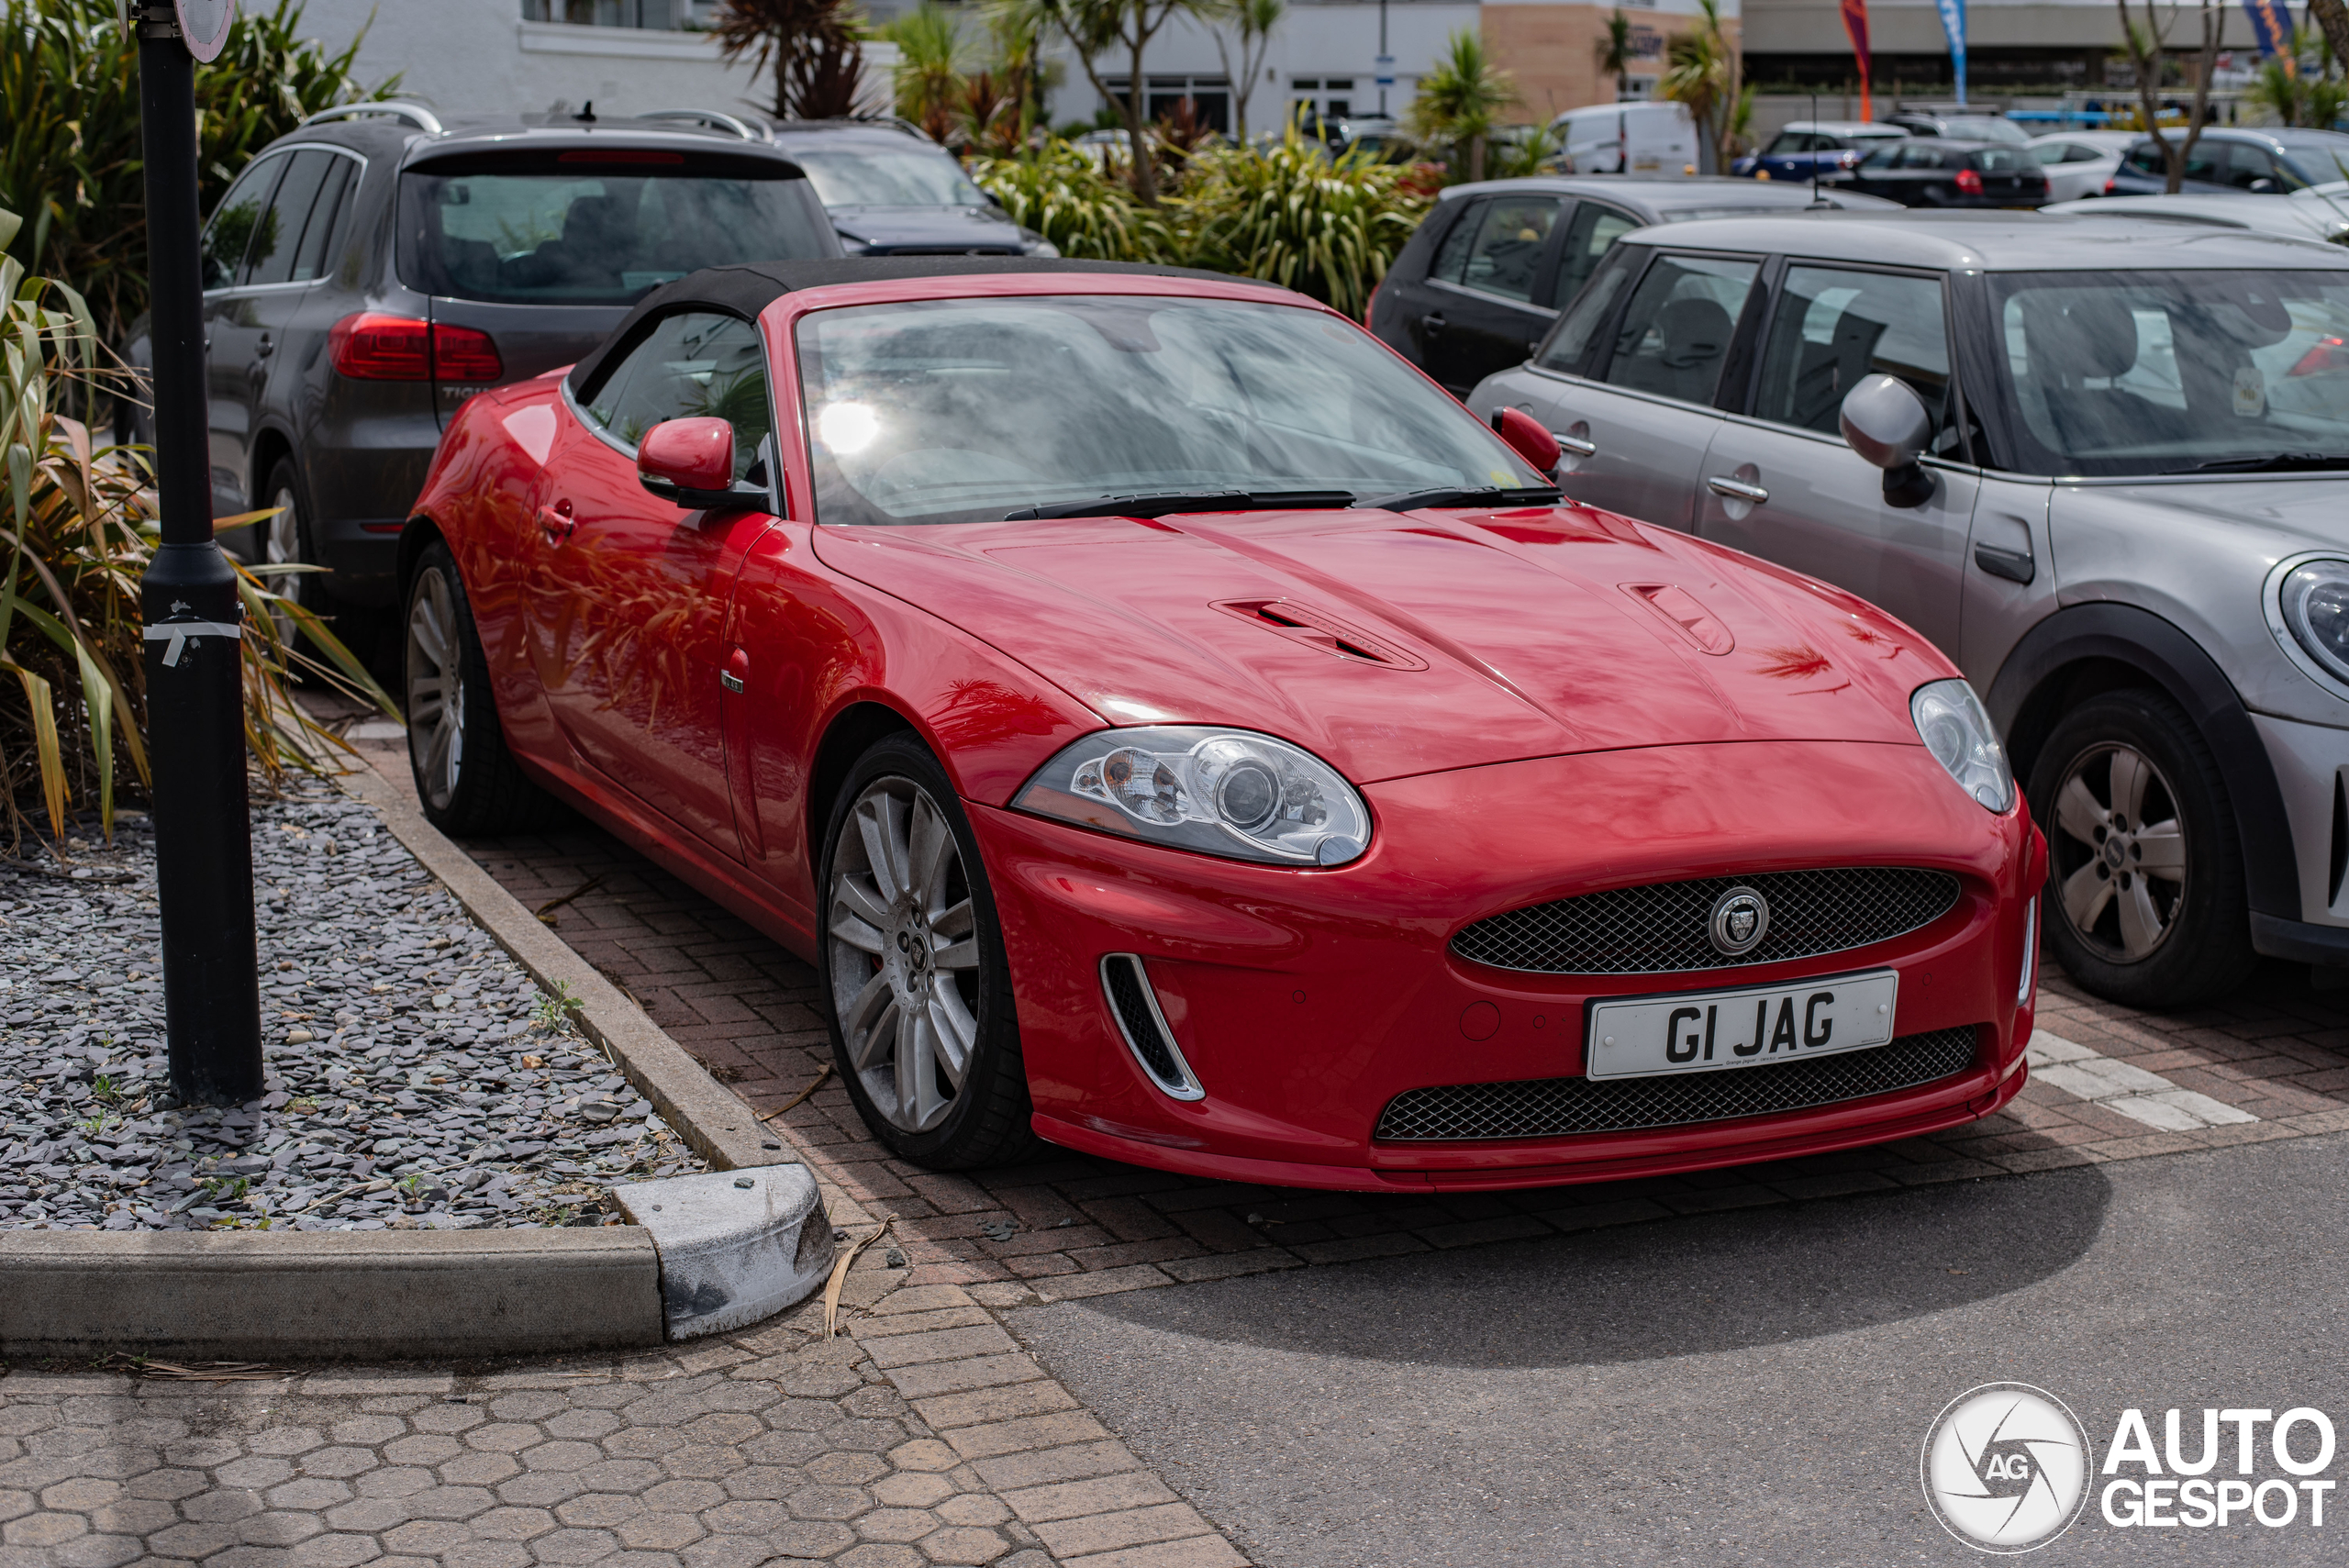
[{"x1": 1040, "y1": 1166, "x2": 2113, "y2": 1368}]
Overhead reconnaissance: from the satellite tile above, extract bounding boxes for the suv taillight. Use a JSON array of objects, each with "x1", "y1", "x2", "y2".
[
  {"x1": 329, "y1": 314, "x2": 505, "y2": 382},
  {"x1": 1955, "y1": 167, "x2": 1985, "y2": 195}
]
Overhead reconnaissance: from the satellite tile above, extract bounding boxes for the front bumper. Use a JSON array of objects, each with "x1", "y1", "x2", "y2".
[{"x1": 975, "y1": 740, "x2": 2041, "y2": 1192}]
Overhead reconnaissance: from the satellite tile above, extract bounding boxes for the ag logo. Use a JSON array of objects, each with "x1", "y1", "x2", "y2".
[
  {"x1": 1708, "y1": 886, "x2": 1770, "y2": 957},
  {"x1": 1921, "y1": 1384, "x2": 2093, "y2": 1553}
]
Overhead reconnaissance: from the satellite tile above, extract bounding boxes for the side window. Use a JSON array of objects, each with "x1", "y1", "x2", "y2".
[
  {"x1": 2226, "y1": 141, "x2": 2280, "y2": 189},
  {"x1": 1898, "y1": 145, "x2": 1946, "y2": 170},
  {"x1": 1551, "y1": 201, "x2": 1638, "y2": 313},
  {"x1": 1536, "y1": 245, "x2": 1639, "y2": 373},
  {"x1": 246, "y1": 150, "x2": 336, "y2": 287},
  {"x1": 291, "y1": 157, "x2": 356, "y2": 284},
  {"x1": 2125, "y1": 144, "x2": 2164, "y2": 176},
  {"x1": 2065, "y1": 143, "x2": 2105, "y2": 163},
  {"x1": 1453, "y1": 197, "x2": 1565, "y2": 303},
  {"x1": 1598, "y1": 253, "x2": 1759, "y2": 406},
  {"x1": 201, "y1": 154, "x2": 284, "y2": 290},
  {"x1": 1428, "y1": 199, "x2": 1487, "y2": 285},
  {"x1": 1859, "y1": 144, "x2": 1903, "y2": 171},
  {"x1": 1753, "y1": 267, "x2": 1954, "y2": 445},
  {"x1": 582, "y1": 311, "x2": 771, "y2": 479}
]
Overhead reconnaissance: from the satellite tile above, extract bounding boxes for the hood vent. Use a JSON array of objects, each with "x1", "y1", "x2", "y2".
[
  {"x1": 1214, "y1": 598, "x2": 1428, "y2": 670},
  {"x1": 1623, "y1": 584, "x2": 1735, "y2": 656}
]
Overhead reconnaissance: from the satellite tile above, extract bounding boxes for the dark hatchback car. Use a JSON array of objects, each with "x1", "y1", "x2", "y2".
[
  {"x1": 1368, "y1": 176, "x2": 1897, "y2": 394},
  {"x1": 2106, "y1": 128, "x2": 2349, "y2": 195},
  {"x1": 1730, "y1": 119, "x2": 1909, "y2": 182},
  {"x1": 126, "y1": 102, "x2": 839, "y2": 621},
  {"x1": 1828, "y1": 139, "x2": 2049, "y2": 208},
  {"x1": 740, "y1": 117, "x2": 1057, "y2": 256}
]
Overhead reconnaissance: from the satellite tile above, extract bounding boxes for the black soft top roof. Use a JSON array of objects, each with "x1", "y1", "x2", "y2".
[{"x1": 567, "y1": 257, "x2": 1277, "y2": 395}]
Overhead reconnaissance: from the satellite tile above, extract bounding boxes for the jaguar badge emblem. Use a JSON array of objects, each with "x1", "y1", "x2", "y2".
[{"x1": 1709, "y1": 887, "x2": 1770, "y2": 957}]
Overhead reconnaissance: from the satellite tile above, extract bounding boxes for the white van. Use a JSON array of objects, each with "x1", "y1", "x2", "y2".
[{"x1": 1552, "y1": 101, "x2": 1702, "y2": 177}]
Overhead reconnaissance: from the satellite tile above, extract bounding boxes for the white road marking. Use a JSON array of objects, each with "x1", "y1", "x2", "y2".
[{"x1": 2026, "y1": 1031, "x2": 2258, "y2": 1131}]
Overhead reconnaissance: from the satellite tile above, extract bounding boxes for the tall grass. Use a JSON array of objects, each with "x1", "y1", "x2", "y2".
[{"x1": 0, "y1": 210, "x2": 395, "y2": 851}]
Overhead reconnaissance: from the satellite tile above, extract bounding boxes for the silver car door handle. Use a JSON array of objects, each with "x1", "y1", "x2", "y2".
[
  {"x1": 719, "y1": 671, "x2": 745, "y2": 693},
  {"x1": 1553, "y1": 431, "x2": 1598, "y2": 457},
  {"x1": 1707, "y1": 475, "x2": 1769, "y2": 504}
]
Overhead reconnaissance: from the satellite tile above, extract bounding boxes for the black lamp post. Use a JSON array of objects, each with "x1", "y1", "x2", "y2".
[{"x1": 129, "y1": 0, "x2": 264, "y2": 1107}]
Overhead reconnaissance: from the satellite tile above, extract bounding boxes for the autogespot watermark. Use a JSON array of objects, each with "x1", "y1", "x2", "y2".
[
  {"x1": 1922, "y1": 1387, "x2": 2341, "y2": 1551},
  {"x1": 1922, "y1": 1384, "x2": 2094, "y2": 1552}
]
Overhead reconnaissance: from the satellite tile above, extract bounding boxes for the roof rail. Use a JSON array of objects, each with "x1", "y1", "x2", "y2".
[
  {"x1": 638, "y1": 108, "x2": 765, "y2": 141},
  {"x1": 762, "y1": 115, "x2": 933, "y2": 141},
  {"x1": 301, "y1": 101, "x2": 445, "y2": 136}
]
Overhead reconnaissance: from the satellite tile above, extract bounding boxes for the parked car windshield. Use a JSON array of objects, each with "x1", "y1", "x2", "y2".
[
  {"x1": 399, "y1": 151, "x2": 832, "y2": 306},
  {"x1": 1982, "y1": 268, "x2": 2349, "y2": 475},
  {"x1": 796, "y1": 295, "x2": 1542, "y2": 525},
  {"x1": 786, "y1": 146, "x2": 991, "y2": 207}
]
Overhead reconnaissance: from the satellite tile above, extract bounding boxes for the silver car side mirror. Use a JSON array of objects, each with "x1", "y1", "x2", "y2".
[{"x1": 1839, "y1": 373, "x2": 1936, "y2": 509}]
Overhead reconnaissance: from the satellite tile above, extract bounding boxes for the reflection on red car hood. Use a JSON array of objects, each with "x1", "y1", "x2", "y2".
[{"x1": 808, "y1": 501, "x2": 1944, "y2": 784}]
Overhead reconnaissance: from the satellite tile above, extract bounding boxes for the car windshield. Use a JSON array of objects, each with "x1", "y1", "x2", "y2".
[
  {"x1": 399, "y1": 152, "x2": 832, "y2": 306},
  {"x1": 796, "y1": 295, "x2": 1542, "y2": 526},
  {"x1": 1984, "y1": 268, "x2": 2349, "y2": 475},
  {"x1": 785, "y1": 147, "x2": 990, "y2": 207},
  {"x1": 2282, "y1": 144, "x2": 2349, "y2": 186}
]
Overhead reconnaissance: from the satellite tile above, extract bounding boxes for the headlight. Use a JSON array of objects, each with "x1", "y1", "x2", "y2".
[
  {"x1": 1910, "y1": 679, "x2": 2014, "y2": 812},
  {"x1": 1013, "y1": 726, "x2": 1370, "y2": 866},
  {"x1": 1019, "y1": 229, "x2": 1062, "y2": 258},
  {"x1": 2278, "y1": 558, "x2": 2349, "y2": 685}
]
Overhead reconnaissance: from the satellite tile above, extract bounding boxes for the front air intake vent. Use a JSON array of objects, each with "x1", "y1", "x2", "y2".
[{"x1": 1100, "y1": 955, "x2": 1205, "y2": 1100}]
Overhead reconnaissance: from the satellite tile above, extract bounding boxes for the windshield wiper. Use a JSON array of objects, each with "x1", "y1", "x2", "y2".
[
  {"x1": 1363, "y1": 484, "x2": 1564, "y2": 513},
  {"x1": 2169, "y1": 453, "x2": 2349, "y2": 474},
  {"x1": 1004, "y1": 490, "x2": 1358, "y2": 520}
]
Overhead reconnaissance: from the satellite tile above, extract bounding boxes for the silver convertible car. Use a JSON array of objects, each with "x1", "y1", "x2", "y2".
[{"x1": 1472, "y1": 212, "x2": 2349, "y2": 1006}]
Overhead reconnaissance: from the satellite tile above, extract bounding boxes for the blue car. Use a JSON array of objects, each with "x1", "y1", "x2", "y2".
[{"x1": 1732, "y1": 120, "x2": 1909, "y2": 182}]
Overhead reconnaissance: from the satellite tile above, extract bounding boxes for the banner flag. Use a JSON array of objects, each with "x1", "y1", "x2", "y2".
[
  {"x1": 1842, "y1": 0, "x2": 1874, "y2": 121},
  {"x1": 1934, "y1": 0, "x2": 1968, "y2": 104},
  {"x1": 2242, "y1": 0, "x2": 2294, "y2": 58}
]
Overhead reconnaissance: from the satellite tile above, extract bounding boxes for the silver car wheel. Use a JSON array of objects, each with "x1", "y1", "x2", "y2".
[
  {"x1": 405, "y1": 564, "x2": 465, "y2": 811},
  {"x1": 827, "y1": 778, "x2": 982, "y2": 1134},
  {"x1": 2051, "y1": 741, "x2": 2188, "y2": 962},
  {"x1": 264, "y1": 483, "x2": 303, "y2": 644}
]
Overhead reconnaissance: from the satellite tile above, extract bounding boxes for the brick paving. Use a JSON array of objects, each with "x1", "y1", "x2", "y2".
[
  {"x1": 0, "y1": 1280, "x2": 1241, "y2": 1568},
  {"x1": 335, "y1": 728, "x2": 2349, "y2": 1308}
]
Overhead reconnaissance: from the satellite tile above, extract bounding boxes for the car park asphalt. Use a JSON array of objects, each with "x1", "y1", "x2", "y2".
[{"x1": 1008, "y1": 1129, "x2": 2349, "y2": 1566}]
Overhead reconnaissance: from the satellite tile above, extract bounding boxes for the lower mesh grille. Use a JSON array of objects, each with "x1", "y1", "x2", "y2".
[{"x1": 1374, "y1": 1025, "x2": 1981, "y2": 1141}]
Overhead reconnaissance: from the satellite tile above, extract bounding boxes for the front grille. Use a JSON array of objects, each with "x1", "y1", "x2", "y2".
[
  {"x1": 1451, "y1": 868, "x2": 1961, "y2": 975},
  {"x1": 1373, "y1": 1025, "x2": 1981, "y2": 1141}
]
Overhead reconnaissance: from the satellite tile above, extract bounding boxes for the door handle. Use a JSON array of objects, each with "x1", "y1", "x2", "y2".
[
  {"x1": 1553, "y1": 430, "x2": 1598, "y2": 457},
  {"x1": 1706, "y1": 474, "x2": 1770, "y2": 504},
  {"x1": 255, "y1": 335, "x2": 273, "y2": 359},
  {"x1": 538, "y1": 502, "x2": 574, "y2": 541},
  {"x1": 1423, "y1": 314, "x2": 1446, "y2": 333},
  {"x1": 721, "y1": 647, "x2": 750, "y2": 694}
]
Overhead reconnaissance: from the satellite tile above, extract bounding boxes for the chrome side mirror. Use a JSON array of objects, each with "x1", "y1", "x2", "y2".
[{"x1": 1839, "y1": 373, "x2": 1936, "y2": 509}]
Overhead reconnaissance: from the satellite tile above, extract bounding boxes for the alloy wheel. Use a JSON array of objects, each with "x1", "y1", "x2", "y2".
[
  {"x1": 2049, "y1": 741, "x2": 2188, "y2": 962},
  {"x1": 405, "y1": 565, "x2": 465, "y2": 811},
  {"x1": 827, "y1": 779, "x2": 983, "y2": 1133},
  {"x1": 264, "y1": 484, "x2": 303, "y2": 646}
]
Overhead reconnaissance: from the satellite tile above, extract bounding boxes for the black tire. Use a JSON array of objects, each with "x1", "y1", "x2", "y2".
[
  {"x1": 816, "y1": 733, "x2": 1041, "y2": 1169},
  {"x1": 2028, "y1": 688, "x2": 2258, "y2": 1007},
  {"x1": 403, "y1": 540, "x2": 556, "y2": 836},
  {"x1": 260, "y1": 458, "x2": 334, "y2": 652}
]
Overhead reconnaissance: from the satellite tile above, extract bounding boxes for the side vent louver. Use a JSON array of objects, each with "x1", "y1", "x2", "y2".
[{"x1": 1100, "y1": 955, "x2": 1205, "y2": 1100}]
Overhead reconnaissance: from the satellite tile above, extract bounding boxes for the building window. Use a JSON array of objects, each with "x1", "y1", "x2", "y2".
[
  {"x1": 1103, "y1": 76, "x2": 1232, "y2": 134},
  {"x1": 520, "y1": 0, "x2": 690, "y2": 26},
  {"x1": 1291, "y1": 78, "x2": 1355, "y2": 124}
]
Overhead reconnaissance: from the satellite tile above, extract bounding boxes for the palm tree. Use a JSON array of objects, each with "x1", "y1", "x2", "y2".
[
  {"x1": 1407, "y1": 28, "x2": 1518, "y2": 182},
  {"x1": 1659, "y1": 0, "x2": 1737, "y2": 172},
  {"x1": 1209, "y1": 0, "x2": 1285, "y2": 141},
  {"x1": 884, "y1": 4, "x2": 967, "y2": 141},
  {"x1": 1598, "y1": 9, "x2": 1635, "y2": 100},
  {"x1": 713, "y1": 0, "x2": 866, "y2": 120}
]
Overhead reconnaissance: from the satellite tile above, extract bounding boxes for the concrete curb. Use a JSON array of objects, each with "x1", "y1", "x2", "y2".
[
  {"x1": 0, "y1": 1227, "x2": 662, "y2": 1360},
  {"x1": 615, "y1": 1167, "x2": 834, "y2": 1340}
]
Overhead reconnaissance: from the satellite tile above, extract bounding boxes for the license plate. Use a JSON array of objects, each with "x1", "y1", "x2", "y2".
[{"x1": 1586, "y1": 971, "x2": 1898, "y2": 1080}]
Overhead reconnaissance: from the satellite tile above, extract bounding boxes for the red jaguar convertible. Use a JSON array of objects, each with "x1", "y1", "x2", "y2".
[{"x1": 403, "y1": 257, "x2": 2042, "y2": 1192}]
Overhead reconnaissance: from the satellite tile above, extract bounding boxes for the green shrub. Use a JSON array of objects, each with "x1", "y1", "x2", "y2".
[
  {"x1": 967, "y1": 141, "x2": 1175, "y2": 261},
  {"x1": 1174, "y1": 130, "x2": 1431, "y2": 319},
  {"x1": 0, "y1": 0, "x2": 395, "y2": 355}
]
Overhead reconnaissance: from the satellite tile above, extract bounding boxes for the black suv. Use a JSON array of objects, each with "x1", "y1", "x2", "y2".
[{"x1": 127, "y1": 102, "x2": 839, "y2": 624}]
